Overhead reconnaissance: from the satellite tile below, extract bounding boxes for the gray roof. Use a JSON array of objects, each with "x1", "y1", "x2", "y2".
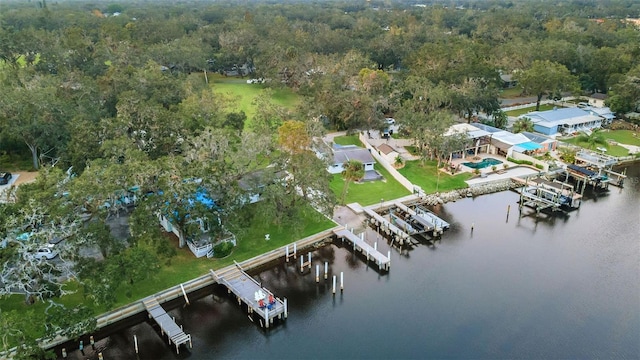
[
  {"x1": 471, "y1": 123, "x2": 503, "y2": 134},
  {"x1": 521, "y1": 132, "x2": 555, "y2": 144},
  {"x1": 333, "y1": 148, "x2": 375, "y2": 165},
  {"x1": 522, "y1": 108, "x2": 603, "y2": 128}
]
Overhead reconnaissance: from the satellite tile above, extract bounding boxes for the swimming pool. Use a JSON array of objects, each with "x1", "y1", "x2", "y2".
[{"x1": 462, "y1": 157, "x2": 503, "y2": 169}]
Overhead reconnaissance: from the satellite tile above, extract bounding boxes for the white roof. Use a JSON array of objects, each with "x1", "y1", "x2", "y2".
[
  {"x1": 492, "y1": 131, "x2": 531, "y2": 146},
  {"x1": 444, "y1": 123, "x2": 491, "y2": 138}
]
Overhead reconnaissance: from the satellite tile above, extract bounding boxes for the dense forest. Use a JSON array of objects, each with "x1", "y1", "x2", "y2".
[{"x1": 0, "y1": 0, "x2": 639, "y2": 357}]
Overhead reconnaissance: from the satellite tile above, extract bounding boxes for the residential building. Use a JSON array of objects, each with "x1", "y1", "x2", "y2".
[{"x1": 520, "y1": 108, "x2": 604, "y2": 136}]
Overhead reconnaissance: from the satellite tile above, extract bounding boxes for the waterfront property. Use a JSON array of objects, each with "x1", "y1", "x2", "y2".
[
  {"x1": 327, "y1": 144, "x2": 380, "y2": 181},
  {"x1": 521, "y1": 107, "x2": 604, "y2": 136}
]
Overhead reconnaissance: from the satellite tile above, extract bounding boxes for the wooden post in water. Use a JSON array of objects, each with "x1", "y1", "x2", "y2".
[
  {"x1": 285, "y1": 245, "x2": 289, "y2": 262},
  {"x1": 366, "y1": 248, "x2": 369, "y2": 261},
  {"x1": 61, "y1": 348, "x2": 67, "y2": 358},
  {"x1": 134, "y1": 335, "x2": 139, "y2": 354},
  {"x1": 98, "y1": 353, "x2": 103, "y2": 360},
  {"x1": 324, "y1": 262, "x2": 328, "y2": 279},
  {"x1": 340, "y1": 272, "x2": 344, "y2": 292},
  {"x1": 374, "y1": 241, "x2": 377, "y2": 251},
  {"x1": 315, "y1": 264, "x2": 320, "y2": 283},
  {"x1": 265, "y1": 307, "x2": 269, "y2": 329},
  {"x1": 293, "y1": 243, "x2": 297, "y2": 259},
  {"x1": 90, "y1": 335, "x2": 95, "y2": 350},
  {"x1": 387, "y1": 251, "x2": 391, "y2": 270},
  {"x1": 300, "y1": 256, "x2": 304, "y2": 273},
  {"x1": 79, "y1": 340, "x2": 84, "y2": 356},
  {"x1": 308, "y1": 252, "x2": 312, "y2": 270}
]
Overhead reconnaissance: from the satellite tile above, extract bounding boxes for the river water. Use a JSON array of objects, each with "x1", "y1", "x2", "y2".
[{"x1": 67, "y1": 165, "x2": 640, "y2": 360}]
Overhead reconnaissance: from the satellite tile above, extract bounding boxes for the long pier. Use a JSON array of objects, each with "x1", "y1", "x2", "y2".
[
  {"x1": 142, "y1": 298, "x2": 192, "y2": 353},
  {"x1": 210, "y1": 263, "x2": 287, "y2": 329},
  {"x1": 333, "y1": 228, "x2": 391, "y2": 270}
]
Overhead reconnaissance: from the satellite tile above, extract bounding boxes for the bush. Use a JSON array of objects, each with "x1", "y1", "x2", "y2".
[
  {"x1": 507, "y1": 157, "x2": 533, "y2": 165},
  {"x1": 212, "y1": 240, "x2": 234, "y2": 258},
  {"x1": 535, "y1": 164, "x2": 544, "y2": 170}
]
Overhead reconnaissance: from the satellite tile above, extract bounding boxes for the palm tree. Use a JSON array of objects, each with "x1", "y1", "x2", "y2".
[
  {"x1": 340, "y1": 160, "x2": 364, "y2": 204},
  {"x1": 512, "y1": 118, "x2": 534, "y2": 133},
  {"x1": 577, "y1": 130, "x2": 606, "y2": 150}
]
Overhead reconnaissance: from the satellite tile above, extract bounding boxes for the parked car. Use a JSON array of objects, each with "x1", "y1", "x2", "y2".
[
  {"x1": 385, "y1": 117, "x2": 396, "y2": 125},
  {"x1": 0, "y1": 172, "x2": 11, "y2": 185},
  {"x1": 32, "y1": 244, "x2": 58, "y2": 260}
]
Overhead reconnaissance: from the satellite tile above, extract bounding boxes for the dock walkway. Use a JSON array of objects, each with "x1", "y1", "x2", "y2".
[
  {"x1": 142, "y1": 298, "x2": 192, "y2": 353},
  {"x1": 210, "y1": 263, "x2": 287, "y2": 329},
  {"x1": 333, "y1": 228, "x2": 390, "y2": 270}
]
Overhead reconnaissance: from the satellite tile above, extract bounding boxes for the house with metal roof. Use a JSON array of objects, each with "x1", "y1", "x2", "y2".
[
  {"x1": 521, "y1": 132, "x2": 557, "y2": 153},
  {"x1": 581, "y1": 106, "x2": 615, "y2": 124},
  {"x1": 520, "y1": 108, "x2": 603, "y2": 136},
  {"x1": 470, "y1": 123, "x2": 543, "y2": 156}
]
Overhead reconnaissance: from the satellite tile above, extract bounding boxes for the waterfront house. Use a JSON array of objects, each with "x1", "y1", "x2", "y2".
[
  {"x1": 520, "y1": 108, "x2": 603, "y2": 136},
  {"x1": 521, "y1": 132, "x2": 557, "y2": 153},
  {"x1": 444, "y1": 123, "x2": 492, "y2": 159},
  {"x1": 328, "y1": 144, "x2": 380, "y2": 180}
]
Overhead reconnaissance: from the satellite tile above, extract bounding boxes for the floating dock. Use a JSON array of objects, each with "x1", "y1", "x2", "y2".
[
  {"x1": 210, "y1": 263, "x2": 287, "y2": 329},
  {"x1": 334, "y1": 228, "x2": 391, "y2": 270},
  {"x1": 142, "y1": 298, "x2": 192, "y2": 354}
]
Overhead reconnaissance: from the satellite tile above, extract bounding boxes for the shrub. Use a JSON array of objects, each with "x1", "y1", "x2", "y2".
[
  {"x1": 503, "y1": 163, "x2": 509, "y2": 169},
  {"x1": 491, "y1": 165, "x2": 497, "y2": 172},
  {"x1": 535, "y1": 164, "x2": 544, "y2": 170},
  {"x1": 213, "y1": 240, "x2": 234, "y2": 258},
  {"x1": 507, "y1": 157, "x2": 533, "y2": 165}
]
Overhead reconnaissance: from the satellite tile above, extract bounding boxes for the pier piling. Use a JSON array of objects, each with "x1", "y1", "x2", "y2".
[
  {"x1": 61, "y1": 348, "x2": 66, "y2": 358},
  {"x1": 340, "y1": 272, "x2": 344, "y2": 292},
  {"x1": 316, "y1": 265, "x2": 320, "y2": 283},
  {"x1": 332, "y1": 275, "x2": 337, "y2": 294},
  {"x1": 134, "y1": 335, "x2": 138, "y2": 354},
  {"x1": 324, "y1": 262, "x2": 328, "y2": 280}
]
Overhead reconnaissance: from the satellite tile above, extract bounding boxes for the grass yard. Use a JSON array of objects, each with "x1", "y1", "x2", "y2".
[
  {"x1": 562, "y1": 137, "x2": 631, "y2": 157},
  {"x1": 210, "y1": 75, "x2": 299, "y2": 127},
  {"x1": 332, "y1": 135, "x2": 363, "y2": 147},
  {"x1": 330, "y1": 165, "x2": 411, "y2": 206},
  {"x1": 499, "y1": 87, "x2": 524, "y2": 99},
  {"x1": 398, "y1": 160, "x2": 472, "y2": 194},
  {"x1": 600, "y1": 130, "x2": 640, "y2": 146},
  {"x1": 505, "y1": 104, "x2": 557, "y2": 117}
]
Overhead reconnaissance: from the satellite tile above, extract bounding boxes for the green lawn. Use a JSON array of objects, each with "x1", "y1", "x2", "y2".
[
  {"x1": 499, "y1": 87, "x2": 524, "y2": 99},
  {"x1": 211, "y1": 75, "x2": 299, "y2": 126},
  {"x1": 505, "y1": 104, "x2": 557, "y2": 117},
  {"x1": 398, "y1": 160, "x2": 472, "y2": 194},
  {"x1": 332, "y1": 135, "x2": 363, "y2": 147},
  {"x1": 562, "y1": 137, "x2": 631, "y2": 157},
  {"x1": 600, "y1": 130, "x2": 640, "y2": 146},
  {"x1": 330, "y1": 165, "x2": 411, "y2": 206}
]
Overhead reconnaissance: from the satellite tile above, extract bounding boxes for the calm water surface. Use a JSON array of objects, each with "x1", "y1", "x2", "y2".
[{"x1": 76, "y1": 165, "x2": 640, "y2": 360}]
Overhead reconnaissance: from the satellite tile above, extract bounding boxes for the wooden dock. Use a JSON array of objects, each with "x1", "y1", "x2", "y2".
[
  {"x1": 333, "y1": 228, "x2": 391, "y2": 270},
  {"x1": 210, "y1": 263, "x2": 287, "y2": 329},
  {"x1": 363, "y1": 207, "x2": 411, "y2": 245},
  {"x1": 142, "y1": 298, "x2": 192, "y2": 354}
]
